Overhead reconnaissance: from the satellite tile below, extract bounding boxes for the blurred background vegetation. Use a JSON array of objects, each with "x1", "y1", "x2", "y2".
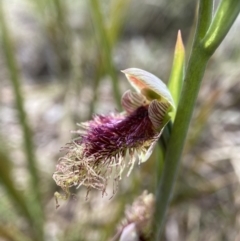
[{"x1": 0, "y1": 0, "x2": 240, "y2": 240}]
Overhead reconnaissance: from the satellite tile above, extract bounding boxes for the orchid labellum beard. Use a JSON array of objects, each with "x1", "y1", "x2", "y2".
[{"x1": 53, "y1": 68, "x2": 175, "y2": 202}]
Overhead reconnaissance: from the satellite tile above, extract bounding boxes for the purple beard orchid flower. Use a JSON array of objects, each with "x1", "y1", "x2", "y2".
[{"x1": 53, "y1": 68, "x2": 175, "y2": 203}]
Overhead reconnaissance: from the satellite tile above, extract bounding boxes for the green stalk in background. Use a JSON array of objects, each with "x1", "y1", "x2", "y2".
[
  {"x1": 107, "y1": 0, "x2": 130, "y2": 47},
  {"x1": 89, "y1": 0, "x2": 122, "y2": 109},
  {"x1": 0, "y1": 151, "x2": 34, "y2": 230},
  {"x1": 0, "y1": 164, "x2": 35, "y2": 241},
  {"x1": 153, "y1": 0, "x2": 240, "y2": 239},
  {"x1": 0, "y1": 3, "x2": 44, "y2": 240},
  {"x1": 88, "y1": 0, "x2": 129, "y2": 117}
]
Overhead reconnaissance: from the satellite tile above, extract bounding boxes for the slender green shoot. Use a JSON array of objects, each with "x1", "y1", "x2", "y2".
[
  {"x1": 0, "y1": 151, "x2": 34, "y2": 230},
  {"x1": 0, "y1": 3, "x2": 44, "y2": 239},
  {"x1": 89, "y1": 0, "x2": 121, "y2": 109}
]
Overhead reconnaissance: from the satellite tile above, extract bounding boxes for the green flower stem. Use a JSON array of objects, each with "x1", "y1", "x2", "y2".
[
  {"x1": 154, "y1": 0, "x2": 240, "y2": 239},
  {"x1": 154, "y1": 47, "x2": 208, "y2": 240},
  {"x1": 202, "y1": 0, "x2": 240, "y2": 55},
  {"x1": 195, "y1": 0, "x2": 214, "y2": 40},
  {"x1": 89, "y1": 0, "x2": 121, "y2": 109}
]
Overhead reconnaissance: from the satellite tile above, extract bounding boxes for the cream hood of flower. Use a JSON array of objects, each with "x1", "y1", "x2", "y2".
[
  {"x1": 122, "y1": 68, "x2": 175, "y2": 109},
  {"x1": 53, "y1": 68, "x2": 174, "y2": 201}
]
